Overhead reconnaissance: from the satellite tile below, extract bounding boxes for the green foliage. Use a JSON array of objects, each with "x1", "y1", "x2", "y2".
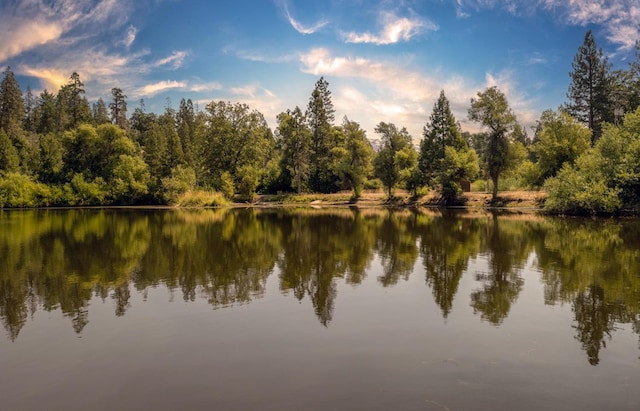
[
  {"x1": 37, "y1": 133, "x2": 64, "y2": 183},
  {"x1": 0, "y1": 67, "x2": 24, "y2": 132},
  {"x1": 373, "y1": 122, "x2": 416, "y2": 198},
  {"x1": 420, "y1": 90, "x2": 467, "y2": 188},
  {"x1": 468, "y1": 86, "x2": 519, "y2": 200},
  {"x1": 161, "y1": 165, "x2": 196, "y2": 203},
  {"x1": 544, "y1": 160, "x2": 621, "y2": 215},
  {"x1": 543, "y1": 108, "x2": 640, "y2": 214},
  {"x1": 201, "y1": 101, "x2": 274, "y2": 194},
  {"x1": 68, "y1": 173, "x2": 107, "y2": 205},
  {"x1": 330, "y1": 118, "x2": 374, "y2": 199},
  {"x1": 440, "y1": 146, "x2": 480, "y2": 202},
  {"x1": 0, "y1": 172, "x2": 52, "y2": 208},
  {"x1": 110, "y1": 155, "x2": 150, "y2": 204},
  {"x1": 276, "y1": 107, "x2": 311, "y2": 194},
  {"x1": 0, "y1": 128, "x2": 19, "y2": 173},
  {"x1": 217, "y1": 171, "x2": 235, "y2": 199},
  {"x1": 306, "y1": 77, "x2": 338, "y2": 193},
  {"x1": 530, "y1": 109, "x2": 591, "y2": 187},
  {"x1": 566, "y1": 30, "x2": 611, "y2": 142}
]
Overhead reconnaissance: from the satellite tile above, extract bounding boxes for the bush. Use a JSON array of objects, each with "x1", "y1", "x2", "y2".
[{"x1": 0, "y1": 172, "x2": 53, "y2": 208}]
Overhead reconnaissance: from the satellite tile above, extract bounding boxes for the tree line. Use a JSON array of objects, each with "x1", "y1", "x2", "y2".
[{"x1": 1, "y1": 30, "x2": 640, "y2": 213}]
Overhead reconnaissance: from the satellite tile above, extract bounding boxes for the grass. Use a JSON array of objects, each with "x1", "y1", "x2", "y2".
[{"x1": 176, "y1": 190, "x2": 230, "y2": 207}]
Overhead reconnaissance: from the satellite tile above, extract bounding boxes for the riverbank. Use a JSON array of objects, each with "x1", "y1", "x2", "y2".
[{"x1": 247, "y1": 190, "x2": 546, "y2": 210}]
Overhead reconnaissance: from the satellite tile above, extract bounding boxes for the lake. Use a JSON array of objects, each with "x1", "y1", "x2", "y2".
[{"x1": 1, "y1": 207, "x2": 639, "y2": 410}]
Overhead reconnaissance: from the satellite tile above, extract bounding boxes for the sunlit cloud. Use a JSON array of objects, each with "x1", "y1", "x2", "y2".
[
  {"x1": 341, "y1": 12, "x2": 437, "y2": 45},
  {"x1": 19, "y1": 67, "x2": 69, "y2": 91},
  {"x1": 0, "y1": 0, "x2": 132, "y2": 63},
  {"x1": 280, "y1": 0, "x2": 328, "y2": 34},
  {"x1": 139, "y1": 80, "x2": 187, "y2": 96},
  {"x1": 300, "y1": 47, "x2": 539, "y2": 137},
  {"x1": 0, "y1": 21, "x2": 63, "y2": 61}
]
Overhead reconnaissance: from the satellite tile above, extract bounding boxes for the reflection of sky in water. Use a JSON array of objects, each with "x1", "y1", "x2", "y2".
[{"x1": 0, "y1": 209, "x2": 639, "y2": 411}]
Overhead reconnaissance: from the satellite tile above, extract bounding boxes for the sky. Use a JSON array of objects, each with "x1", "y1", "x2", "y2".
[{"x1": 1, "y1": 0, "x2": 639, "y2": 139}]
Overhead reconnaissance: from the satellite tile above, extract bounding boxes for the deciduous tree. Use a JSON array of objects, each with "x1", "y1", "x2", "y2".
[
  {"x1": 468, "y1": 86, "x2": 518, "y2": 201},
  {"x1": 373, "y1": 122, "x2": 416, "y2": 198},
  {"x1": 276, "y1": 106, "x2": 311, "y2": 194}
]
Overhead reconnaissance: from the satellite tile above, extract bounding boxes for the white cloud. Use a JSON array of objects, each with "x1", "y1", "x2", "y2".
[
  {"x1": 342, "y1": 12, "x2": 437, "y2": 45},
  {"x1": 189, "y1": 82, "x2": 224, "y2": 92},
  {"x1": 300, "y1": 48, "x2": 539, "y2": 137},
  {"x1": 139, "y1": 80, "x2": 187, "y2": 96},
  {"x1": 153, "y1": 51, "x2": 188, "y2": 69},
  {"x1": 281, "y1": 1, "x2": 328, "y2": 35},
  {"x1": 122, "y1": 25, "x2": 137, "y2": 48},
  {"x1": 459, "y1": 0, "x2": 640, "y2": 51}
]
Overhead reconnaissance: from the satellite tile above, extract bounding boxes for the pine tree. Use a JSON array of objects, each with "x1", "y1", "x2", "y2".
[
  {"x1": 92, "y1": 98, "x2": 111, "y2": 125},
  {"x1": 306, "y1": 77, "x2": 337, "y2": 192},
  {"x1": 0, "y1": 67, "x2": 24, "y2": 132},
  {"x1": 566, "y1": 30, "x2": 611, "y2": 143},
  {"x1": 419, "y1": 90, "x2": 466, "y2": 186},
  {"x1": 0, "y1": 128, "x2": 19, "y2": 173},
  {"x1": 109, "y1": 87, "x2": 128, "y2": 129}
]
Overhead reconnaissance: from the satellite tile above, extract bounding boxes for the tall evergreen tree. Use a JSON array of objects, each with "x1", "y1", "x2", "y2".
[
  {"x1": 420, "y1": 90, "x2": 467, "y2": 187},
  {"x1": 59, "y1": 72, "x2": 91, "y2": 128},
  {"x1": 0, "y1": 128, "x2": 19, "y2": 173},
  {"x1": 92, "y1": 97, "x2": 111, "y2": 125},
  {"x1": 109, "y1": 87, "x2": 128, "y2": 129},
  {"x1": 23, "y1": 86, "x2": 36, "y2": 133},
  {"x1": 306, "y1": 77, "x2": 337, "y2": 192},
  {"x1": 35, "y1": 90, "x2": 58, "y2": 134},
  {"x1": 0, "y1": 67, "x2": 24, "y2": 132},
  {"x1": 176, "y1": 98, "x2": 195, "y2": 164},
  {"x1": 566, "y1": 30, "x2": 611, "y2": 143}
]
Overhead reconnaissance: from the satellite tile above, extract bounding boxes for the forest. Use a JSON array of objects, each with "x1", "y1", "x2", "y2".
[{"x1": 1, "y1": 30, "x2": 640, "y2": 215}]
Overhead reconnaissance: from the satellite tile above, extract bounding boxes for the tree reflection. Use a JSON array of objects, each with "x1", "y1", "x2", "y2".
[
  {"x1": 470, "y1": 215, "x2": 526, "y2": 325},
  {"x1": 572, "y1": 284, "x2": 617, "y2": 365},
  {"x1": 1, "y1": 207, "x2": 640, "y2": 367},
  {"x1": 417, "y1": 210, "x2": 481, "y2": 318},
  {"x1": 534, "y1": 217, "x2": 640, "y2": 364},
  {"x1": 375, "y1": 210, "x2": 418, "y2": 287},
  {"x1": 278, "y1": 209, "x2": 377, "y2": 326}
]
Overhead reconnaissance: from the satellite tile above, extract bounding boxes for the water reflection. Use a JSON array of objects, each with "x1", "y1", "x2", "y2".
[{"x1": 1, "y1": 208, "x2": 639, "y2": 365}]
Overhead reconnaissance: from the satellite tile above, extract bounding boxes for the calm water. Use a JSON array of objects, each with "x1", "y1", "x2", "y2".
[{"x1": 1, "y1": 208, "x2": 639, "y2": 410}]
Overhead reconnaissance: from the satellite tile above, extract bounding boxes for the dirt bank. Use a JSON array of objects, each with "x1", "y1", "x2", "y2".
[{"x1": 250, "y1": 190, "x2": 546, "y2": 210}]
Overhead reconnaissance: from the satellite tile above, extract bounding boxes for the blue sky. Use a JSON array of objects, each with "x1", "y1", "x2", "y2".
[{"x1": 1, "y1": 0, "x2": 639, "y2": 138}]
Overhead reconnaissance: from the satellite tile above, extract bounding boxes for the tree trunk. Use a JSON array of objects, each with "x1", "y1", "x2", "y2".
[{"x1": 492, "y1": 175, "x2": 499, "y2": 201}]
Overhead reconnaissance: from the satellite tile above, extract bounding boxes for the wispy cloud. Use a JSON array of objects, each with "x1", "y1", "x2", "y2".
[
  {"x1": 189, "y1": 82, "x2": 224, "y2": 93},
  {"x1": 281, "y1": 0, "x2": 328, "y2": 35},
  {"x1": 458, "y1": 0, "x2": 640, "y2": 50},
  {"x1": 341, "y1": 12, "x2": 437, "y2": 45},
  {"x1": 152, "y1": 51, "x2": 188, "y2": 69},
  {"x1": 122, "y1": 25, "x2": 137, "y2": 48},
  {"x1": 139, "y1": 80, "x2": 187, "y2": 96}
]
